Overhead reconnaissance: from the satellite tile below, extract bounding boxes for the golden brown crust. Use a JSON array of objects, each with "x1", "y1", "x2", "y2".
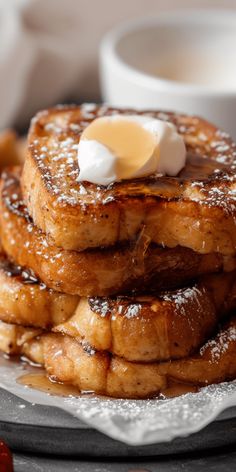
[
  {"x1": 1, "y1": 168, "x2": 234, "y2": 296},
  {"x1": 42, "y1": 333, "x2": 167, "y2": 398},
  {"x1": 39, "y1": 317, "x2": 236, "y2": 398},
  {"x1": 22, "y1": 105, "x2": 236, "y2": 253},
  {"x1": 158, "y1": 317, "x2": 236, "y2": 386},
  {"x1": 0, "y1": 233, "x2": 234, "y2": 363},
  {"x1": 54, "y1": 272, "x2": 236, "y2": 362},
  {"x1": 0, "y1": 316, "x2": 235, "y2": 398},
  {"x1": 0, "y1": 252, "x2": 79, "y2": 328}
]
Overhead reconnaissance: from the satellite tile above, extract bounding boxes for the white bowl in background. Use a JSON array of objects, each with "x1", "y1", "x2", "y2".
[{"x1": 100, "y1": 10, "x2": 236, "y2": 139}]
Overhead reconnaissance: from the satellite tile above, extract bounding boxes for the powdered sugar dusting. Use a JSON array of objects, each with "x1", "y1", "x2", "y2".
[
  {"x1": 125, "y1": 303, "x2": 142, "y2": 319},
  {"x1": 162, "y1": 285, "x2": 201, "y2": 306},
  {"x1": 89, "y1": 299, "x2": 110, "y2": 317},
  {"x1": 200, "y1": 323, "x2": 236, "y2": 362}
]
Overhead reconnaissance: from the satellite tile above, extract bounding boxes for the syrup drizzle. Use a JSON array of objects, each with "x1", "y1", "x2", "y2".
[
  {"x1": 17, "y1": 371, "x2": 198, "y2": 400},
  {"x1": 17, "y1": 373, "x2": 80, "y2": 397}
]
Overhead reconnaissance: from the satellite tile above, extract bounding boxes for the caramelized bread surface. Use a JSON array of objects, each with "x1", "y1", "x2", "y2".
[
  {"x1": 158, "y1": 317, "x2": 236, "y2": 386},
  {"x1": 0, "y1": 317, "x2": 235, "y2": 399},
  {"x1": 54, "y1": 272, "x2": 236, "y2": 362},
  {"x1": 22, "y1": 104, "x2": 236, "y2": 253},
  {"x1": 43, "y1": 317, "x2": 236, "y2": 398},
  {"x1": 1, "y1": 168, "x2": 233, "y2": 296},
  {"x1": 0, "y1": 251, "x2": 79, "y2": 328},
  {"x1": 0, "y1": 234, "x2": 234, "y2": 362}
]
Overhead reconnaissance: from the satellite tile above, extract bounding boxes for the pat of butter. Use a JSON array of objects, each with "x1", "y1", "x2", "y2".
[{"x1": 77, "y1": 114, "x2": 186, "y2": 185}]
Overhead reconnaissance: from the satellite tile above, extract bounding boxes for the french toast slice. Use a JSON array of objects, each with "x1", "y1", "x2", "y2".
[
  {"x1": 0, "y1": 251, "x2": 79, "y2": 328},
  {"x1": 0, "y1": 317, "x2": 235, "y2": 398},
  {"x1": 22, "y1": 104, "x2": 236, "y2": 253},
  {"x1": 1, "y1": 168, "x2": 234, "y2": 296},
  {"x1": 54, "y1": 272, "x2": 236, "y2": 362}
]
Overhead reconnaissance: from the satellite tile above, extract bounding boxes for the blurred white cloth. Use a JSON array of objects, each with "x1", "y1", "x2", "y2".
[{"x1": 0, "y1": 0, "x2": 82, "y2": 129}]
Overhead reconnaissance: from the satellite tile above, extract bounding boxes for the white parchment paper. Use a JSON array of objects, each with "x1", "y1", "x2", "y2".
[{"x1": 0, "y1": 356, "x2": 235, "y2": 446}]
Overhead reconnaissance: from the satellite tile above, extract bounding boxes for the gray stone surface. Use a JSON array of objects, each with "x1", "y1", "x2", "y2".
[{"x1": 13, "y1": 447, "x2": 236, "y2": 472}]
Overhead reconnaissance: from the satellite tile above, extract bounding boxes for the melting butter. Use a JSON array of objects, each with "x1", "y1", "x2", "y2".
[{"x1": 77, "y1": 114, "x2": 186, "y2": 185}]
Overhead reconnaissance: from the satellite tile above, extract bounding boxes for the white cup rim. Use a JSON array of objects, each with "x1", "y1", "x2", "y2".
[{"x1": 100, "y1": 9, "x2": 236, "y2": 98}]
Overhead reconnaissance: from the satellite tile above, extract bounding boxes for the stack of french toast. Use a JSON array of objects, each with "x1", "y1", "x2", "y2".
[{"x1": 0, "y1": 103, "x2": 235, "y2": 399}]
